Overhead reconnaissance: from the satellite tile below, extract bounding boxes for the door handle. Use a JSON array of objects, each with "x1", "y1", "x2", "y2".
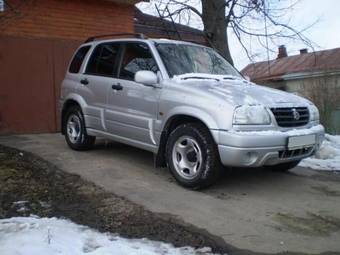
[
  {"x1": 112, "y1": 84, "x2": 123, "y2": 91},
  {"x1": 80, "y1": 78, "x2": 89, "y2": 85}
]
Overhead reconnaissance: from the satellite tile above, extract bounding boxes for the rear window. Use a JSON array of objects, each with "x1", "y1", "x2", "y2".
[{"x1": 69, "y1": 46, "x2": 91, "y2": 73}]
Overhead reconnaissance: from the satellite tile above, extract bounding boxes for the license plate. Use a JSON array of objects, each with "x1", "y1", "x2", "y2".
[{"x1": 287, "y1": 135, "x2": 316, "y2": 149}]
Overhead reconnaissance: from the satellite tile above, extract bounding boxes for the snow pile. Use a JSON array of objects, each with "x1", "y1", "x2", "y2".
[
  {"x1": 300, "y1": 134, "x2": 340, "y2": 171},
  {"x1": 0, "y1": 217, "x2": 218, "y2": 255}
]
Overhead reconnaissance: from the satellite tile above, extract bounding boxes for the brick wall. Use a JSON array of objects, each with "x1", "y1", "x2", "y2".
[
  {"x1": 0, "y1": 0, "x2": 136, "y2": 134},
  {"x1": 0, "y1": 0, "x2": 135, "y2": 40}
]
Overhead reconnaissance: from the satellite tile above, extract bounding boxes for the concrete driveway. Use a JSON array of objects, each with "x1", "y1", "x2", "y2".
[{"x1": 1, "y1": 133, "x2": 340, "y2": 254}]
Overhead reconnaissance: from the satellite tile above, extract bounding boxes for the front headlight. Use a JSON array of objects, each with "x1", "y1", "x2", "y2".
[
  {"x1": 309, "y1": 104, "x2": 320, "y2": 121},
  {"x1": 233, "y1": 105, "x2": 271, "y2": 125}
]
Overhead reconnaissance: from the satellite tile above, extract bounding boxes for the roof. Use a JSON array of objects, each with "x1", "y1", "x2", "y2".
[
  {"x1": 241, "y1": 47, "x2": 340, "y2": 82},
  {"x1": 134, "y1": 8, "x2": 208, "y2": 46}
]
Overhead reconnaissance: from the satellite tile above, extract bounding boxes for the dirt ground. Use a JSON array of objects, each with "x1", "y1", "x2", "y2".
[
  {"x1": 1, "y1": 137, "x2": 340, "y2": 255},
  {"x1": 0, "y1": 144, "x2": 233, "y2": 254}
]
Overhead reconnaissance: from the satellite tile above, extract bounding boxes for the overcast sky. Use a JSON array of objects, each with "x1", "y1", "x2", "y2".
[{"x1": 137, "y1": 0, "x2": 340, "y2": 70}]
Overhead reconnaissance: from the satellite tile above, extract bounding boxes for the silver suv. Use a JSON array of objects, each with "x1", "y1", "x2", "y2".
[{"x1": 60, "y1": 34, "x2": 324, "y2": 189}]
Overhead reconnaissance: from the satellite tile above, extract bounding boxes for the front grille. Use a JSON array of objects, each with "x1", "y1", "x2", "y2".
[
  {"x1": 279, "y1": 147, "x2": 314, "y2": 159},
  {"x1": 270, "y1": 107, "x2": 309, "y2": 127}
]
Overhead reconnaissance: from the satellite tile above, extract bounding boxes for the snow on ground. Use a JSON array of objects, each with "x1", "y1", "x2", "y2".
[
  {"x1": 0, "y1": 217, "x2": 218, "y2": 255},
  {"x1": 300, "y1": 134, "x2": 340, "y2": 171}
]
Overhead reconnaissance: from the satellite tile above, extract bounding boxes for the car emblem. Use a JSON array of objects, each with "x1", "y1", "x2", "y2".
[{"x1": 292, "y1": 108, "x2": 300, "y2": 120}]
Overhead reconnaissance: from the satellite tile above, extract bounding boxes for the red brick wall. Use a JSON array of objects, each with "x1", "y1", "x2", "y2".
[
  {"x1": 0, "y1": 0, "x2": 136, "y2": 134},
  {"x1": 0, "y1": 0, "x2": 135, "y2": 40}
]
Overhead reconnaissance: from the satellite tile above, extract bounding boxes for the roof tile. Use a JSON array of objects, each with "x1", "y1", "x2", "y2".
[{"x1": 242, "y1": 47, "x2": 340, "y2": 81}]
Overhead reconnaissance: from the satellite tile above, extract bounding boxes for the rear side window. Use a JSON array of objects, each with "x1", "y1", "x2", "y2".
[
  {"x1": 69, "y1": 46, "x2": 91, "y2": 73},
  {"x1": 86, "y1": 43, "x2": 120, "y2": 77}
]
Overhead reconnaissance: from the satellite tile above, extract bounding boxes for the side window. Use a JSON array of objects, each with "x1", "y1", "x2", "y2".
[
  {"x1": 119, "y1": 43, "x2": 159, "y2": 81},
  {"x1": 69, "y1": 46, "x2": 91, "y2": 73},
  {"x1": 86, "y1": 43, "x2": 120, "y2": 77}
]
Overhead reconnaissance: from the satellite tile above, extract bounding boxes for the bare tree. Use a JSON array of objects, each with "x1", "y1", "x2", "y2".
[{"x1": 154, "y1": 0, "x2": 316, "y2": 66}]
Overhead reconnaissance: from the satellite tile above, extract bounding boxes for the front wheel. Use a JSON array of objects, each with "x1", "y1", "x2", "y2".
[
  {"x1": 166, "y1": 123, "x2": 222, "y2": 189},
  {"x1": 64, "y1": 105, "x2": 95, "y2": 151}
]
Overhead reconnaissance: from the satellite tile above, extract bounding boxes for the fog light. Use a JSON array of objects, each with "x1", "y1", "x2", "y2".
[{"x1": 243, "y1": 152, "x2": 258, "y2": 165}]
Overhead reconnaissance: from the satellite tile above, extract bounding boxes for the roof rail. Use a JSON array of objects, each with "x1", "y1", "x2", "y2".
[{"x1": 84, "y1": 33, "x2": 148, "y2": 43}]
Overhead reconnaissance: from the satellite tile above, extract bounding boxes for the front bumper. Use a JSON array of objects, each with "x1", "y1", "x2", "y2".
[{"x1": 211, "y1": 124, "x2": 325, "y2": 167}]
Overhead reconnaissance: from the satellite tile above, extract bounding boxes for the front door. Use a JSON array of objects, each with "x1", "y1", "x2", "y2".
[{"x1": 105, "y1": 42, "x2": 160, "y2": 146}]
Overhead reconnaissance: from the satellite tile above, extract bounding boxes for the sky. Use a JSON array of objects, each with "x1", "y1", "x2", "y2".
[{"x1": 137, "y1": 0, "x2": 340, "y2": 70}]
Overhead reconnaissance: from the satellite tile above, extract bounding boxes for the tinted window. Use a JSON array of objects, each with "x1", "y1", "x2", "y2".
[
  {"x1": 86, "y1": 43, "x2": 120, "y2": 77},
  {"x1": 69, "y1": 46, "x2": 91, "y2": 73},
  {"x1": 119, "y1": 43, "x2": 158, "y2": 81}
]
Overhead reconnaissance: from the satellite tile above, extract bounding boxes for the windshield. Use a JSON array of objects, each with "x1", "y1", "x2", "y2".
[{"x1": 156, "y1": 43, "x2": 242, "y2": 78}]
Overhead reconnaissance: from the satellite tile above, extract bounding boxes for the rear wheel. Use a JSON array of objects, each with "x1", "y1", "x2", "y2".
[
  {"x1": 64, "y1": 105, "x2": 95, "y2": 150},
  {"x1": 268, "y1": 160, "x2": 301, "y2": 172},
  {"x1": 166, "y1": 123, "x2": 222, "y2": 189}
]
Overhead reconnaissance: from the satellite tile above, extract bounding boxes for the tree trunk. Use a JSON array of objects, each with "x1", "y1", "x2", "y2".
[{"x1": 201, "y1": 0, "x2": 234, "y2": 66}]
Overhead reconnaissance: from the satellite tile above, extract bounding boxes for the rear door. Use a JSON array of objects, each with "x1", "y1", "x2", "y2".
[
  {"x1": 77, "y1": 42, "x2": 121, "y2": 131},
  {"x1": 105, "y1": 42, "x2": 160, "y2": 145}
]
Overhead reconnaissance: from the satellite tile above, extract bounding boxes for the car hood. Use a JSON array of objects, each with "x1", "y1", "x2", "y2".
[{"x1": 171, "y1": 75, "x2": 311, "y2": 107}]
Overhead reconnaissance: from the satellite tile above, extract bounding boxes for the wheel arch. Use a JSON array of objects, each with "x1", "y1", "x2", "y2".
[
  {"x1": 61, "y1": 95, "x2": 87, "y2": 135},
  {"x1": 155, "y1": 112, "x2": 217, "y2": 168}
]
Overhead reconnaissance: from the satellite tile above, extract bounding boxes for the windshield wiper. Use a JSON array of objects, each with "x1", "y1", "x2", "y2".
[
  {"x1": 182, "y1": 76, "x2": 219, "y2": 82},
  {"x1": 222, "y1": 75, "x2": 239, "y2": 80}
]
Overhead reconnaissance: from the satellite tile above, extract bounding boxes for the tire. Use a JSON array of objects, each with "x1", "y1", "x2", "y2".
[
  {"x1": 165, "y1": 123, "x2": 222, "y2": 189},
  {"x1": 63, "y1": 105, "x2": 95, "y2": 151},
  {"x1": 269, "y1": 160, "x2": 301, "y2": 172}
]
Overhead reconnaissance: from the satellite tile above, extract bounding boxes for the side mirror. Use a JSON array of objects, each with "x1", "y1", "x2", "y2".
[
  {"x1": 245, "y1": 76, "x2": 251, "y2": 81},
  {"x1": 135, "y1": 70, "x2": 158, "y2": 87}
]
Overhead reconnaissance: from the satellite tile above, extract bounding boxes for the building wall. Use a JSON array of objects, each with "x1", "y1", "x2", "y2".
[
  {"x1": 0, "y1": 0, "x2": 136, "y2": 134},
  {"x1": 0, "y1": 0, "x2": 134, "y2": 40},
  {"x1": 286, "y1": 75, "x2": 340, "y2": 134}
]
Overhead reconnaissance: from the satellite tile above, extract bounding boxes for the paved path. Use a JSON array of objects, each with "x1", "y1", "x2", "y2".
[{"x1": 1, "y1": 134, "x2": 340, "y2": 254}]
